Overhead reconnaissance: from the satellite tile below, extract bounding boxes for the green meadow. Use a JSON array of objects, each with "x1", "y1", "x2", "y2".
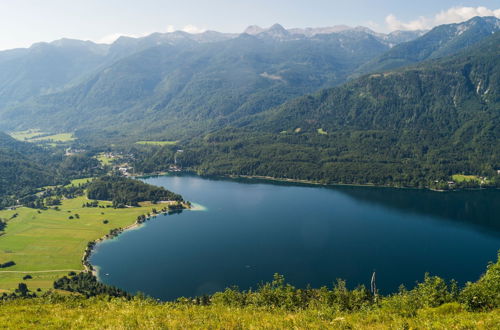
[
  {"x1": 96, "y1": 153, "x2": 114, "y2": 166},
  {"x1": 8, "y1": 130, "x2": 75, "y2": 143},
  {"x1": 30, "y1": 133, "x2": 75, "y2": 142},
  {"x1": 136, "y1": 141, "x2": 178, "y2": 146},
  {"x1": 317, "y1": 128, "x2": 328, "y2": 135},
  {"x1": 451, "y1": 174, "x2": 483, "y2": 183},
  {"x1": 9, "y1": 129, "x2": 45, "y2": 141},
  {"x1": 0, "y1": 195, "x2": 167, "y2": 292}
]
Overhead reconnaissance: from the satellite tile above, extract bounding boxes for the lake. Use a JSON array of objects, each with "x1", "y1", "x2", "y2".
[{"x1": 90, "y1": 175, "x2": 500, "y2": 301}]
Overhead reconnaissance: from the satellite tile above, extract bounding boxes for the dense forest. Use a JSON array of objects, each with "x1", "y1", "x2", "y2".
[
  {"x1": 87, "y1": 176, "x2": 183, "y2": 206},
  {"x1": 53, "y1": 272, "x2": 131, "y2": 299},
  {"x1": 0, "y1": 132, "x2": 56, "y2": 199},
  {"x1": 126, "y1": 31, "x2": 500, "y2": 188}
]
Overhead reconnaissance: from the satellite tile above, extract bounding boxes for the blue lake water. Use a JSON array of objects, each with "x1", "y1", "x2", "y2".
[{"x1": 90, "y1": 175, "x2": 500, "y2": 301}]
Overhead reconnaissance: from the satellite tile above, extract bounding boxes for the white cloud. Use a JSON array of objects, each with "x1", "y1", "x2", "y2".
[
  {"x1": 386, "y1": 6, "x2": 500, "y2": 31},
  {"x1": 181, "y1": 24, "x2": 206, "y2": 34},
  {"x1": 166, "y1": 25, "x2": 175, "y2": 33},
  {"x1": 385, "y1": 14, "x2": 429, "y2": 31}
]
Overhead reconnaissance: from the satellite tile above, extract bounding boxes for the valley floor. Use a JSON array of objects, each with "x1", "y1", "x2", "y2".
[{"x1": 0, "y1": 192, "x2": 170, "y2": 292}]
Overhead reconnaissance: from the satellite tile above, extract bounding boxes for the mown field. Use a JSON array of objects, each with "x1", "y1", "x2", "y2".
[
  {"x1": 0, "y1": 195, "x2": 166, "y2": 292},
  {"x1": 9, "y1": 130, "x2": 75, "y2": 143},
  {"x1": 8, "y1": 129, "x2": 44, "y2": 141},
  {"x1": 30, "y1": 133, "x2": 75, "y2": 142},
  {"x1": 136, "y1": 140, "x2": 178, "y2": 146},
  {"x1": 452, "y1": 174, "x2": 484, "y2": 183},
  {"x1": 96, "y1": 153, "x2": 115, "y2": 166},
  {"x1": 0, "y1": 297, "x2": 498, "y2": 329}
]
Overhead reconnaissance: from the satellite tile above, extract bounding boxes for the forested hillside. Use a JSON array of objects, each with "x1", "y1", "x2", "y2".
[
  {"x1": 0, "y1": 28, "x2": 405, "y2": 139},
  {"x1": 155, "y1": 32, "x2": 500, "y2": 188},
  {"x1": 0, "y1": 133, "x2": 56, "y2": 200},
  {"x1": 356, "y1": 16, "x2": 500, "y2": 76},
  {"x1": 0, "y1": 31, "x2": 236, "y2": 109},
  {"x1": 0, "y1": 132, "x2": 102, "y2": 209}
]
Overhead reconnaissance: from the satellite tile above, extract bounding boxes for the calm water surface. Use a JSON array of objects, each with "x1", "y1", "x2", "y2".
[{"x1": 90, "y1": 175, "x2": 500, "y2": 300}]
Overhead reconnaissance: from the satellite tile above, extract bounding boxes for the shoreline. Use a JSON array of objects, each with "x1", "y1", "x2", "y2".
[
  {"x1": 228, "y1": 175, "x2": 381, "y2": 188},
  {"x1": 227, "y1": 175, "x2": 500, "y2": 192},
  {"x1": 82, "y1": 201, "x2": 190, "y2": 277},
  {"x1": 137, "y1": 171, "x2": 498, "y2": 192}
]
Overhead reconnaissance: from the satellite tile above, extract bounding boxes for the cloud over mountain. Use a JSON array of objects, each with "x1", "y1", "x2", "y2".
[{"x1": 386, "y1": 6, "x2": 500, "y2": 31}]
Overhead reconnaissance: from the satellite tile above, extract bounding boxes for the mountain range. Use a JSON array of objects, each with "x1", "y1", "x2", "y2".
[
  {"x1": 0, "y1": 23, "x2": 425, "y2": 137},
  {"x1": 0, "y1": 16, "x2": 499, "y2": 188}
]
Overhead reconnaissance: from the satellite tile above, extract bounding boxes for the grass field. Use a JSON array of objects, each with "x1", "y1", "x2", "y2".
[
  {"x1": 317, "y1": 128, "x2": 328, "y2": 135},
  {"x1": 136, "y1": 141, "x2": 178, "y2": 146},
  {"x1": 9, "y1": 130, "x2": 75, "y2": 143},
  {"x1": 451, "y1": 174, "x2": 483, "y2": 183},
  {"x1": 0, "y1": 298, "x2": 498, "y2": 329},
  {"x1": 96, "y1": 153, "x2": 114, "y2": 166},
  {"x1": 30, "y1": 133, "x2": 75, "y2": 142},
  {"x1": 9, "y1": 129, "x2": 45, "y2": 141},
  {"x1": 65, "y1": 178, "x2": 94, "y2": 188},
  {"x1": 0, "y1": 195, "x2": 170, "y2": 292}
]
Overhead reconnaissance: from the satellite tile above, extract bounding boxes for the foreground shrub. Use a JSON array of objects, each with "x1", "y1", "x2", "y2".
[{"x1": 460, "y1": 252, "x2": 500, "y2": 311}]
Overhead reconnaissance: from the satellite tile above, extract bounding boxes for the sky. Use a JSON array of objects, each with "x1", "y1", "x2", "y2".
[{"x1": 0, "y1": 0, "x2": 498, "y2": 50}]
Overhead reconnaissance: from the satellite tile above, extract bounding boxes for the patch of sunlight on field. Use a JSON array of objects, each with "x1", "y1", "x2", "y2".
[
  {"x1": 64, "y1": 178, "x2": 95, "y2": 187},
  {"x1": 451, "y1": 174, "x2": 482, "y2": 183},
  {"x1": 30, "y1": 133, "x2": 75, "y2": 142},
  {"x1": 317, "y1": 128, "x2": 328, "y2": 135},
  {"x1": 9, "y1": 130, "x2": 75, "y2": 143},
  {"x1": 96, "y1": 153, "x2": 114, "y2": 166},
  {"x1": 136, "y1": 141, "x2": 178, "y2": 146},
  {"x1": 9, "y1": 129, "x2": 44, "y2": 141}
]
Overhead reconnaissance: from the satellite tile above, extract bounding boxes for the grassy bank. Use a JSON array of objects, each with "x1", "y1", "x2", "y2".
[{"x1": 0, "y1": 296, "x2": 498, "y2": 329}]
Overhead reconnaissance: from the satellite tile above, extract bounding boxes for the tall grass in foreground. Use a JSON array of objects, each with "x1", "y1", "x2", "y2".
[{"x1": 0, "y1": 252, "x2": 498, "y2": 329}]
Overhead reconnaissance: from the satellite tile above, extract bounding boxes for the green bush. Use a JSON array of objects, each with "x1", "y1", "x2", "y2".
[{"x1": 460, "y1": 252, "x2": 500, "y2": 311}]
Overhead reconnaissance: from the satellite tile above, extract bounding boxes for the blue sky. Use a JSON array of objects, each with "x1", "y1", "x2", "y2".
[{"x1": 0, "y1": 0, "x2": 498, "y2": 50}]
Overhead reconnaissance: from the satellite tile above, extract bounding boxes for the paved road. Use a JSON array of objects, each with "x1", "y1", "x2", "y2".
[{"x1": 0, "y1": 269, "x2": 81, "y2": 274}]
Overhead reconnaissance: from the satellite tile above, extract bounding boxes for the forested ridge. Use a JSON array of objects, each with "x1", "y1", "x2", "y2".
[
  {"x1": 0, "y1": 28, "x2": 396, "y2": 139},
  {"x1": 87, "y1": 176, "x2": 183, "y2": 206},
  {"x1": 355, "y1": 16, "x2": 500, "y2": 76},
  {"x1": 0, "y1": 132, "x2": 56, "y2": 197},
  {"x1": 127, "y1": 32, "x2": 500, "y2": 188}
]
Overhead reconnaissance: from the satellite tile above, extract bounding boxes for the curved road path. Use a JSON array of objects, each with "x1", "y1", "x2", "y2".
[{"x1": 0, "y1": 269, "x2": 81, "y2": 274}]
